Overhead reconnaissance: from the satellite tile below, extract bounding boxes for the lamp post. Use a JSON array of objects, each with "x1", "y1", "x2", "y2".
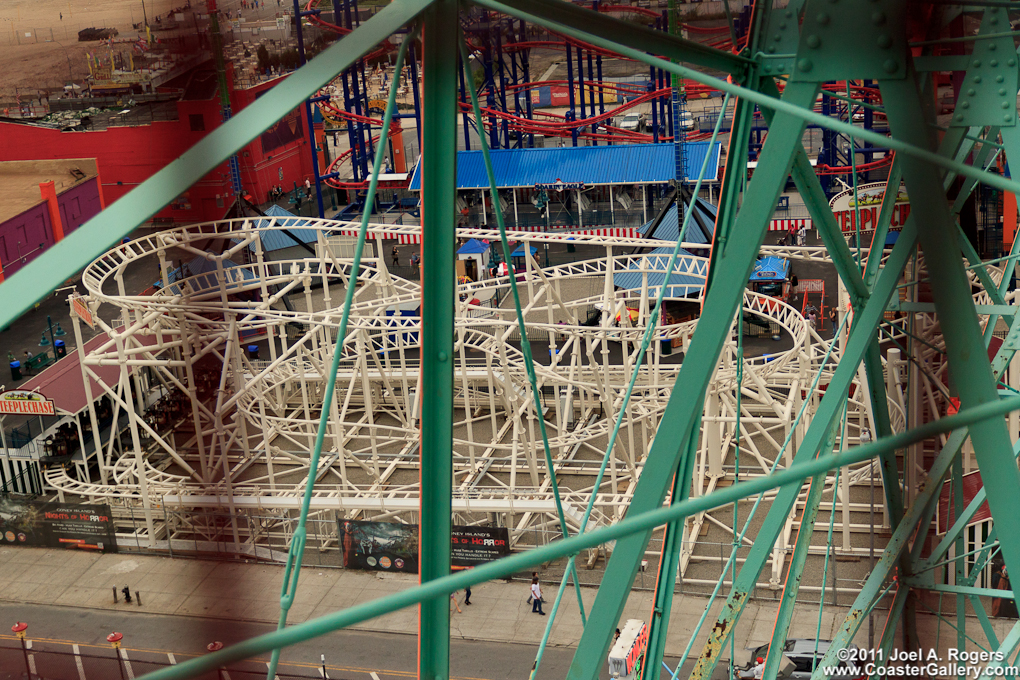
[{"x1": 38, "y1": 315, "x2": 67, "y2": 361}]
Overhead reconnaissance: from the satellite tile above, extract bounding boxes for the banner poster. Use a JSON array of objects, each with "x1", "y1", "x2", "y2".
[
  {"x1": 0, "y1": 498, "x2": 117, "y2": 552},
  {"x1": 338, "y1": 519, "x2": 511, "y2": 573}
]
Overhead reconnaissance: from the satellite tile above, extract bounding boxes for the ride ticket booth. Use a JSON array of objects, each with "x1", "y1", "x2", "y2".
[{"x1": 748, "y1": 255, "x2": 790, "y2": 298}]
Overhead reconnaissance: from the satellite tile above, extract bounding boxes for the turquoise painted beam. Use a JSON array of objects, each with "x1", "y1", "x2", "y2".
[
  {"x1": 134, "y1": 395, "x2": 1020, "y2": 680},
  {"x1": 881, "y1": 73, "x2": 1020, "y2": 605},
  {"x1": 0, "y1": 0, "x2": 430, "y2": 330},
  {"x1": 563, "y1": 81, "x2": 819, "y2": 680},
  {"x1": 690, "y1": 219, "x2": 919, "y2": 680},
  {"x1": 418, "y1": 2, "x2": 458, "y2": 678}
]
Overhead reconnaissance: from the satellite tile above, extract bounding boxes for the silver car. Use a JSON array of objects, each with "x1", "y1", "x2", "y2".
[{"x1": 735, "y1": 640, "x2": 863, "y2": 680}]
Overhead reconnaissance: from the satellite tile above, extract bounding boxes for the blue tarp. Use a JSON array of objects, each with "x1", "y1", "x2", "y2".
[
  {"x1": 512, "y1": 245, "x2": 538, "y2": 256},
  {"x1": 458, "y1": 238, "x2": 490, "y2": 255},
  {"x1": 748, "y1": 256, "x2": 790, "y2": 282},
  {"x1": 407, "y1": 142, "x2": 722, "y2": 190}
]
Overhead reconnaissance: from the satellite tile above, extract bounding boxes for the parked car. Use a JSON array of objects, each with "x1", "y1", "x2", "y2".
[
  {"x1": 734, "y1": 640, "x2": 864, "y2": 680},
  {"x1": 617, "y1": 112, "x2": 646, "y2": 132},
  {"x1": 678, "y1": 111, "x2": 695, "y2": 130}
]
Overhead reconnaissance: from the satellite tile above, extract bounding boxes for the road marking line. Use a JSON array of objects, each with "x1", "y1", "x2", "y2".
[
  {"x1": 121, "y1": 648, "x2": 135, "y2": 680},
  {"x1": 73, "y1": 644, "x2": 87, "y2": 680},
  {"x1": 372, "y1": 672, "x2": 382, "y2": 680},
  {"x1": 168, "y1": 652, "x2": 177, "y2": 665}
]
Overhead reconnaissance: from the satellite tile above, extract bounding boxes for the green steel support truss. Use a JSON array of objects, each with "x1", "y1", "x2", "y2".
[{"x1": 3, "y1": 1, "x2": 1020, "y2": 678}]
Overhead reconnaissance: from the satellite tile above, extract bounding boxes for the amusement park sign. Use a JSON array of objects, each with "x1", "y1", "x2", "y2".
[
  {"x1": 829, "y1": 182, "x2": 911, "y2": 234},
  {"x1": 0, "y1": 390, "x2": 55, "y2": 416}
]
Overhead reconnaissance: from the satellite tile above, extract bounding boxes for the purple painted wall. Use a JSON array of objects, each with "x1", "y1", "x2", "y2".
[
  {"x1": 0, "y1": 177, "x2": 102, "y2": 278},
  {"x1": 58, "y1": 177, "x2": 103, "y2": 236}
]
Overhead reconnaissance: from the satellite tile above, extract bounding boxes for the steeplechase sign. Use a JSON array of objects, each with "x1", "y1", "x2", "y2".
[
  {"x1": 0, "y1": 390, "x2": 55, "y2": 416},
  {"x1": 70, "y1": 295, "x2": 95, "y2": 329},
  {"x1": 829, "y1": 181, "x2": 910, "y2": 234}
]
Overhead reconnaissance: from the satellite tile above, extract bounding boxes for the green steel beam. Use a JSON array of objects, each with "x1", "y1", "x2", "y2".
[
  {"x1": 906, "y1": 583, "x2": 1015, "y2": 599},
  {"x1": 690, "y1": 217, "x2": 919, "y2": 680},
  {"x1": 640, "y1": 429, "x2": 699, "y2": 680},
  {"x1": 562, "y1": 81, "x2": 818, "y2": 680},
  {"x1": 981, "y1": 622, "x2": 1020, "y2": 676},
  {"x1": 0, "y1": 0, "x2": 430, "y2": 330},
  {"x1": 136, "y1": 396, "x2": 1020, "y2": 680},
  {"x1": 418, "y1": 2, "x2": 458, "y2": 678},
  {"x1": 761, "y1": 473, "x2": 827, "y2": 680},
  {"x1": 880, "y1": 72, "x2": 1020, "y2": 605}
]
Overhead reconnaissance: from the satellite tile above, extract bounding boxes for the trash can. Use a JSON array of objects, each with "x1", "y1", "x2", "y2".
[
  {"x1": 54, "y1": 339, "x2": 67, "y2": 359},
  {"x1": 661, "y1": 339, "x2": 672, "y2": 355},
  {"x1": 247, "y1": 344, "x2": 259, "y2": 360},
  {"x1": 9, "y1": 360, "x2": 21, "y2": 381}
]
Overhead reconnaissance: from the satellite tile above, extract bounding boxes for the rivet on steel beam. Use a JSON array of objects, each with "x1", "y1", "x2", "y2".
[
  {"x1": 999, "y1": 88, "x2": 1007, "y2": 96},
  {"x1": 1002, "y1": 102, "x2": 1011, "y2": 109},
  {"x1": 1009, "y1": 59, "x2": 1016, "y2": 66},
  {"x1": 871, "y1": 11, "x2": 886, "y2": 25},
  {"x1": 998, "y1": 75, "x2": 1005, "y2": 83},
  {"x1": 956, "y1": 114, "x2": 965, "y2": 122},
  {"x1": 817, "y1": 12, "x2": 830, "y2": 24},
  {"x1": 768, "y1": 46, "x2": 776, "y2": 53},
  {"x1": 786, "y1": 10, "x2": 793, "y2": 18},
  {"x1": 798, "y1": 59, "x2": 813, "y2": 72},
  {"x1": 973, "y1": 60, "x2": 983, "y2": 68},
  {"x1": 877, "y1": 35, "x2": 892, "y2": 49},
  {"x1": 974, "y1": 75, "x2": 983, "y2": 83},
  {"x1": 1005, "y1": 114, "x2": 1013, "y2": 123},
  {"x1": 988, "y1": 44, "x2": 997, "y2": 51},
  {"x1": 884, "y1": 59, "x2": 898, "y2": 73},
  {"x1": 806, "y1": 35, "x2": 820, "y2": 48},
  {"x1": 779, "y1": 22, "x2": 787, "y2": 30},
  {"x1": 774, "y1": 34, "x2": 782, "y2": 42},
  {"x1": 961, "y1": 101, "x2": 971, "y2": 109},
  {"x1": 991, "y1": 59, "x2": 999, "y2": 67}
]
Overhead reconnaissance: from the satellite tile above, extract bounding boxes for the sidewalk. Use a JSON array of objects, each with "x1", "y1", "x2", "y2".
[{"x1": 0, "y1": 546, "x2": 988, "y2": 657}]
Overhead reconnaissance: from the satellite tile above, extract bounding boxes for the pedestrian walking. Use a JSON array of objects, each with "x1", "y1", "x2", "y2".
[
  {"x1": 464, "y1": 584, "x2": 471, "y2": 605},
  {"x1": 305, "y1": 177, "x2": 311, "y2": 192},
  {"x1": 60, "y1": 12, "x2": 63, "y2": 20},
  {"x1": 450, "y1": 592, "x2": 462, "y2": 614},
  {"x1": 797, "y1": 225, "x2": 807, "y2": 246},
  {"x1": 828, "y1": 307, "x2": 838, "y2": 337},
  {"x1": 530, "y1": 577, "x2": 544, "y2": 615},
  {"x1": 392, "y1": 245, "x2": 400, "y2": 267}
]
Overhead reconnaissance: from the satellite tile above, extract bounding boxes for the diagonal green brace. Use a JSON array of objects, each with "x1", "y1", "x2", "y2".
[
  {"x1": 561, "y1": 81, "x2": 820, "y2": 680},
  {"x1": 0, "y1": 0, "x2": 431, "y2": 330}
]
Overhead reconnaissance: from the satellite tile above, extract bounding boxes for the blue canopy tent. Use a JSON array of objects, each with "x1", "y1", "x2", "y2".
[
  {"x1": 511, "y1": 245, "x2": 538, "y2": 257},
  {"x1": 457, "y1": 239, "x2": 491, "y2": 255}
]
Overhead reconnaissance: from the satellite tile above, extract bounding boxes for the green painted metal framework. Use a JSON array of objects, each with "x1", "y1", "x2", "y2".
[{"x1": 4, "y1": 0, "x2": 1020, "y2": 678}]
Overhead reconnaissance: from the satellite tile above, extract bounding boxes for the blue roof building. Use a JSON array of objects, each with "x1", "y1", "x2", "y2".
[
  {"x1": 407, "y1": 142, "x2": 721, "y2": 190},
  {"x1": 613, "y1": 249, "x2": 706, "y2": 298}
]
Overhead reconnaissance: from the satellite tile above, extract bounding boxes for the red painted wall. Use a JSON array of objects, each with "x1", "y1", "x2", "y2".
[{"x1": 0, "y1": 67, "x2": 313, "y2": 225}]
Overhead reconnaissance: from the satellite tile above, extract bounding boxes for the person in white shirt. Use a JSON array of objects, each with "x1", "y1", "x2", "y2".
[{"x1": 530, "y1": 577, "x2": 544, "y2": 615}]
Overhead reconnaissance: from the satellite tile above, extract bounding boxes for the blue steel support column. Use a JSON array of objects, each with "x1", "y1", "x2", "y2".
[
  {"x1": 418, "y1": 1, "x2": 456, "y2": 678},
  {"x1": 576, "y1": 44, "x2": 586, "y2": 138},
  {"x1": 587, "y1": 49, "x2": 597, "y2": 144},
  {"x1": 649, "y1": 63, "x2": 658, "y2": 143},
  {"x1": 495, "y1": 27, "x2": 510, "y2": 147},
  {"x1": 293, "y1": 0, "x2": 325, "y2": 218},
  {"x1": 459, "y1": 62, "x2": 472, "y2": 150},
  {"x1": 334, "y1": 0, "x2": 360, "y2": 183},
  {"x1": 566, "y1": 43, "x2": 577, "y2": 146},
  {"x1": 519, "y1": 19, "x2": 534, "y2": 148}
]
